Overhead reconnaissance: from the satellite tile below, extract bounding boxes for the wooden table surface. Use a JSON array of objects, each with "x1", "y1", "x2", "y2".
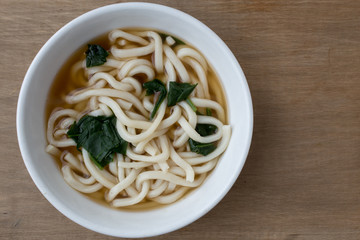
[{"x1": 1, "y1": 0, "x2": 360, "y2": 239}]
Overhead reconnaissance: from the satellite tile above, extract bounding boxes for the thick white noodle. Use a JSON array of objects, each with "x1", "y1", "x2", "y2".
[
  {"x1": 118, "y1": 59, "x2": 153, "y2": 79},
  {"x1": 82, "y1": 149, "x2": 117, "y2": 189},
  {"x1": 63, "y1": 152, "x2": 89, "y2": 175},
  {"x1": 169, "y1": 167, "x2": 186, "y2": 177},
  {"x1": 153, "y1": 186, "x2": 189, "y2": 204},
  {"x1": 136, "y1": 171, "x2": 206, "y2": 189},
  {"x1": 47, "y1": 109, "x2": 78, "y2": 147},
  {"x1": 121, "y1": 77, "x2": 142, "y2": 96},
  {"x1": 177, "y1": 47, "x2": 208, "y2": 72},
  {"x1": 98, "y1": 103, "x2": 112, "y2": 116},
  {"x1": 165, "y1": 36, "x2": 175, "y2": 46},
  {"x1": 177, "y1": 116, "x2": 223, "y2": 143},
  {"x1": 98, "y1": 96, "x2": 151, "y2": 129},
  {"x1": 66, "y1": 88, "x2": 149, "y2": 117},
  {"x1": 183, "y1": 58, "x2": 210, "y2": 99},
  {"x1": 115, "y1": 101, "x2": 166, "y2": 143},
  {"x1": 106, "y1": 168, "x2": 142, "y2": 202},
  {"x1": 147, "y1": 181, "x2": 168, "y2": 198},
  {"x1": 45, "y1": 144, "x2": 62, "y2": 157},
  {"x1": 158, "y1": 105, "x2": 181, "y2": 130},
  {"x1": 109, "y1": 159, "x2": 118, "y2": 176},
  {"x1": 164, "y1": 182, "x2": 176, "y2": 194},
  {"x1": 117, "y1": 155, "x2": 140, "y2": 197},
  {"x1": 190, "y1": 97, "x2": 226, "y2": 123},
  {"x1": 54, "y1": 129, "x2": 67, "y2": 138},
  {"x1": 109, "y1": 29, "x2": 149, "y2": 45},
  {"x1": 88, "y1": 109, "x2": 104, "y2": 117},
  {"x1": 178, "y1": 152, "x2": 201, "y2": 158},
  {"x1": 170, "y1": 146, "x2": 194, "y2": 182},
  {"x1": 62, "y1": 165, "x2": 103, "y2": 193},
  {"x1": 60, "y1": 118, "x2": 75, "y2": 129},
  {"x1": 125, "y1": 111, "x2": 148, "y2": 121},
  {"x1": 116, "y1": 99, "x2": 133, "y2": 110},
  {"x1": 193, "y1": 158, "x2": 218, "y2": 173},
  {"x1": 88, "y1": 72, "x2": 133, "y2": 91},
  {"x1": 143, "y1": 96, "x2": 154, "y2": 112},
  {"x1": 74, "y1": 174, "x2": 97, "y2": 185},
  {"x1": 89, "y1": 96, "x2": 98, "y2": 110},
  {"x1": 117, "y1": 161, "x2": 152, "y2": 169},
  {"x1": 85, "y1": 58, "x2": 125, "y2": 76},
  {"x1": 134, "y1": 128, "x2": 168, "y2": 153},
  {"x1": 111, "y1": 180, "x2": 150, "y2": 207},
  {"x1": 165, "y1": 58, "x2": 176, "y2": 87},
  {"x1": 111, "y1": 40, "x2": 155, "y2": 59},
  {"x1": 163, "y1": 45, "x2": 189, "y2": 82},
  {"x1": 86, "y1": 66, "x2": 113, "y2": 76},
  {"x1": 137, "y1": 31, "x2": 163, "y2": 73},
  {"x1": 102, "y1": 57, "x2": 125, "y2": 68},
  {"x1": 128, "y1": 65, "x2": 155, "y2": 81},
  {"x1": 173, "y1": 101, "x2": 197, "y2": 147},
  {"x1": 118, "y1": 39, "x2": 127, "y2": 46},
  {"x1": 71, "y1": 60, "x2": 84, "y2": 83},
  {"x1": 126, "y1": 135, "x2": 169, "y2": 163}
]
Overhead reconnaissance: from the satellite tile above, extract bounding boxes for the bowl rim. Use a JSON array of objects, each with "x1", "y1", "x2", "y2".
[{"x1": 17, "y1": 2, "x2": 253, "y2": 238}]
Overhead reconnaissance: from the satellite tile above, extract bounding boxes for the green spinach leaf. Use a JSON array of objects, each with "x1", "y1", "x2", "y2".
[
  {"x1": 85, "y1": 44, "x2": 109, "y2": 68},
  {"x1": 143, "y1": 79, "x2": 167, "y2": 120},
  {"x1": 188, "y1": 139, "x2": 217, "y2": 156},
  {"x1": 195, "y1": 124, "x2": 217, "y2": 137},
  {"x1": 67, "y1": 115, "x2": 127, "y2": 169},
  {"x1": 188, "y1": 123, "x2": 218, "y2": 156},
  {"x1": 168, "y1": 82, "x2": 197, "y2": 107}
]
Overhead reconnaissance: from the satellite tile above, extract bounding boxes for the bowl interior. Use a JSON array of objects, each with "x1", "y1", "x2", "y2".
[{"x1": 17, "y1": 3, "x2": 253, "y2": 238}]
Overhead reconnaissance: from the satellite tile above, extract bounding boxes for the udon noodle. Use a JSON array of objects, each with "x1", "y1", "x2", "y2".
[{"x1": 46, "y1": 29, "x2": 231, "y2": 208}]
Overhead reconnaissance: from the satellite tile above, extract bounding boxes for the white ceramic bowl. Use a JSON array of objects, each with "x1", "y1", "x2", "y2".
[{"x1": 17, "y1": 2, "x2": 253, "y2": 238}]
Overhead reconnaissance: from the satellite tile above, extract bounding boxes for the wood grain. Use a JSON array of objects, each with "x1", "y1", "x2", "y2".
[{"x1": 1, "y1": 0, "x2": 359, "y2": 239}]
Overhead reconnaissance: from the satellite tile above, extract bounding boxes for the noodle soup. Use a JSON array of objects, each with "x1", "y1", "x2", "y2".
[{"x1": 45, "y1": 29, "x2": 231, "y2": 208}]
